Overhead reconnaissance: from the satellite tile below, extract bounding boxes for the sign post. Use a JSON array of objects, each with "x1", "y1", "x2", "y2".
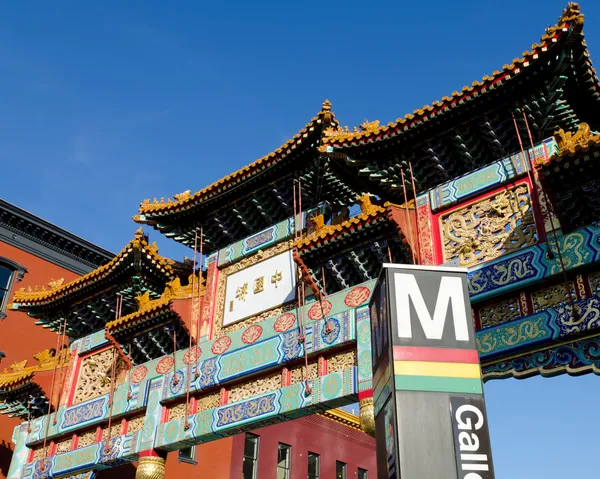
[{"x1": 369, "y1": 264, "x2": 495, "y2": 478}]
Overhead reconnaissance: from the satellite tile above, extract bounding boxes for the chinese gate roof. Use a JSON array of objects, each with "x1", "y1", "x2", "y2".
[
  {"x1": 537, "y1": 122, "x2": 600, "y2": 231},
  {"x1": 133, "y1": 101, "x2": 373, "y2": 254},
  {"x1": 134, "y1": 3, "x2": 600, "y2": 252},
  {"x1": 321, "y1": 2, "x2": 600, "y2": 197},
  {"x1": 294, "y1": 195, "x2": 413, "y2": 294},
  {"x1": 10, "y1": 228, "x2": 191, "y2": 338},
  {"x1": 0, "y1": 349, "x2": 68, "y2": 419},
  {"x1": 105, "y1": 278, "x2": 196, "y2": 364}
]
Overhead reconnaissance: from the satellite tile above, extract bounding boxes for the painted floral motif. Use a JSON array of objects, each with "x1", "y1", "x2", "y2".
[
  {"x1": 321, "y1": 318, "x2": 341, "y2": 345},
  {"x1": 183, "y1": 346, "x2": 202, "y2": 365},
  {"x1": 198, "y1": 358, "x2": 218, "y2": 388},
  {"x1": 156, "y1": 356, "x2": 174, "y2": 375},
  {"x1": 281, "y1": 330, "x2": 302, "y2": 361},
  {"x1": 130, "y1": 365, "x2": 148, "y2": 384},
  {"x1": 344, "y1": 286, "x2": 371, "y2": 308},
  {"x1": 211, "y1": 336, "x2": 232, "y2": 355},
  {"x1": 170, "y1": 370, "x2": 185, "y2": 394},
  {"x1": 307, "y1": 300, "x2": 332, "y2": 321},
  {"x1": 273, "y1": 313, "x2": 296, "y2": 332},
  {"x1": 241, "y1": 325, "x2": 263, "y2": 344}
]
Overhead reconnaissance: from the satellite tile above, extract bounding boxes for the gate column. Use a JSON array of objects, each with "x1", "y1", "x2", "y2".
[{"x1": 135, "y1": 450, "x2": 166, "y2": 479}]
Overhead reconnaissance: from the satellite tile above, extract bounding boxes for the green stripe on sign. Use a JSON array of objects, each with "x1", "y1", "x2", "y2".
[{"x1": 394, "y1": 375, "x2": 483, "y2": 395}]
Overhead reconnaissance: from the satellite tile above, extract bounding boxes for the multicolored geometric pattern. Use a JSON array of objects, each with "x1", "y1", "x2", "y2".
[{"x1": 392, "y1": 346, "x2": 482, "y2": 395}]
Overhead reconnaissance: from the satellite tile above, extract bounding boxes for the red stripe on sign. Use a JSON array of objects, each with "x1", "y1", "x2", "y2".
[{"x1": 393, "y1": 346, "x2": 479, "y2": 364}]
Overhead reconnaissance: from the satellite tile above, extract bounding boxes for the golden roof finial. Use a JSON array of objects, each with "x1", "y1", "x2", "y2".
[
  {"x1": 173, "y1": 190, "x2": 192, "y2": 202},
  {"x1": 10, "y1": 360, "x2": 27, "y2": 372},
  {"x1": 554, "y1": 122, "x2": 595, "y2": 157},
  {"x1": 48, "y1": 278, "x2": 65, "y2": 290},
  {"x1": 135, "y1": 227, "x2": 145, "y2": 240},
  {"x1": 135, "y1": 291, "x2": 152, "y2": 311},
  {"x1": 321, "y1": 99, "x2": 332, "y2": 112}
]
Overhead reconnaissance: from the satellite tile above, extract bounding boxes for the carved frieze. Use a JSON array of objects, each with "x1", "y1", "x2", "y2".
[
  {"x1": 441, "y1": 183, "x2": 538, "y2": 267},
  {"x1": 54, "y1": 437, "x2": 72, "y2": 454},
  {"x1": 531, "y1": 282, "x2": 576, "y2": 312},
  {"x1": 327, "y1": 351, "x2": 356, "y2": 373},
  {"x1": 77, "y1": 429, "x2": 97, "y2": 449},
  {"x1": 228, "y1": 372, "x2": 281, "y2": 403},
  {"x1": 479, "y1": 297, "x2": 521, "y2": 328},
  {"x1": 127, "y1": 415, "x2": 146, "y2": 434},
  {"x1": 167, "y1": 402, "x2": 188, "y2": 421},
  {"x1": 73, "y1": 349, "x2": 126, "y2": 405},
  {"x1": 196, "y1": 393, "x2": 220, "y2": 413},
  {"x1": 290, "y1": 360, "x2": 318, "y2": 384}
]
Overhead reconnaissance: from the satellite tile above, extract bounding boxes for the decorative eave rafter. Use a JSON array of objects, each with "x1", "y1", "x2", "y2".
[
  {"x1": 134, "y1": 101, "x2": 338, "y2": 221},
  {"x1": 10, "y1": 228, "x2": 178, "y2": 310},
  {"x1": 323, "y1": 3, "x2": 591, "y2": 148},
  {"x1": 295, "y1": 195, "x2": 410, "y2": 256}
]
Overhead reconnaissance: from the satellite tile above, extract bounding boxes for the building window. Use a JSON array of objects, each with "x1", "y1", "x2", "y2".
[
  {"x1": 336, "y1": 461, "x2": 346, "y2": 479},
  {"x1": 243, "y1": 433, "x2": 259, "y2": 479},
  {"x1": 307, "y1": 452, "x2": 320, "y2": 479},
  {"x1": 277, "y1": 443, "x2": 291, "y2": 479},
  {"x1": 178, "y1": 446, "x2": 197, "y2": 465},
  {"x1": 0, "y1": 258, "x2": 27, "y2": 319},
  {"x1": 358, "y1": 468, "x2": 368, "y2": 479}
]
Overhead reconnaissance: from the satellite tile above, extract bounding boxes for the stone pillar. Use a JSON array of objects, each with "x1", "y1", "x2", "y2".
[{"x1": 136, "y1": 454, "x2": 166, "y2": 479}]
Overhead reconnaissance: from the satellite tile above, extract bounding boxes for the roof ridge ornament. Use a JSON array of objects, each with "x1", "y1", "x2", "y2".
[{"x1": 553, "y1": 122, "x2": 597, "y2": 159}]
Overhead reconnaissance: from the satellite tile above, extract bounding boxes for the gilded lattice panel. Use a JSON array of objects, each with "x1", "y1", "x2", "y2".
[
  {"x1": 54, "y1": 438, "x2": 72, "y2": 454},
  {"x1": 196, "y1": 393, "x2": 220, "y2": 413},
  {"x1": 532, "y1": 282, "x2": 576, "y2": 312},
  {"x1": 167, "y1": 402, "x2": 189, "y2": 421},
  {"x1": 127, "y1": 415, "x2": 146, "y2": 434},
  {"x1": 73, "y1": 348, "x2": 126, "y2": 404},
  {"x1": 327, "y1": 351, "x2": 356, "y2": 373},
  {"x1": 440, "y1": 183, "x2": 538, "y2": 267},
  {"x1": 31, "y1": 447, "x2": 44, "y2": 461},
  {"x1": 213, "y1": 242, "x2": 296, "y2": 338},
  {"x1": 290, "y1": 360, "x2": 318, "y2": 384},
  {"x1": 588, "y1": 272, "x2": 600, "y2": 295},
  {"x1": 77, "y1": 429, "x2": 97, "y2": 448},
  {"x1": 228, "y1": 372, "x2": 281, "y2": 403},
  {"x1": 479, "y1": 297, "x2": 521, "y2": 328},
  {"x1": 100, "y1": 422, "x2": 123, "y2": 440}
]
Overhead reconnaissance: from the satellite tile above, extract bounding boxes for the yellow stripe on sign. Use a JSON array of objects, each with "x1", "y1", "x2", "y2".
[{"x1": 393, "y1": 361, "x2": 482, "y2": 379}]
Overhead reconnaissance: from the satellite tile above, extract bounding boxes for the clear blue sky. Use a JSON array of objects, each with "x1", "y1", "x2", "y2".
[{"x1": 2, "y1": 1, "x2": 599, "y2": 476}]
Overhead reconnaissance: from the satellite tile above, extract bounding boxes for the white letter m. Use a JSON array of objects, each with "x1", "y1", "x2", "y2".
[{"x1": 395, "y1": 273, "x2": 469, "y2": 341}]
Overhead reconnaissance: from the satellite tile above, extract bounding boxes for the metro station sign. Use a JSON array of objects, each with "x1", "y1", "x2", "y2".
[{"x1": 370, "y1": 264, "x2": 495, "y2": 479}]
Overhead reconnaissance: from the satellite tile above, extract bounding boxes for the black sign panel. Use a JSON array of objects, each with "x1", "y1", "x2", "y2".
[
  {"x1": 387, "y1": 266, "x2": 476, "y2": 350},
  {"x1": 370, "y1": 274, "x2": 391, "y2": 382},
  {"x1": 449, "y1": 396, "x2": 496, "y2": 479},
  {"x1": 375, "y1": 396, "x2": 398, "y2": 479}
]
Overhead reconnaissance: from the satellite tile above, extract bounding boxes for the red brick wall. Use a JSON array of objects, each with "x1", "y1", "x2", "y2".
[
  {"x1": 0, "y1": 241, "x2": 81, "y2": 479},
  {"x1": 230, "y1": 415, "x2": 376, "y2": 479}
]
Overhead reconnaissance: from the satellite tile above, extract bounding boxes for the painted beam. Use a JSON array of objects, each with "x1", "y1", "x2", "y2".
[
  {"x1": 16, "y1": 368, "x2": 358, "y2": 479},
  {"x1": 425, "y1": 138, "x2": 557, "y2": 212}
]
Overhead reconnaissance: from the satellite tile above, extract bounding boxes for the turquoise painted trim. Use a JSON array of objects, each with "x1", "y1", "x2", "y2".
[
  {"x1": 468, "y1": 225, "x2": 600, "y2": 302},
  {"x1": 428, "y1": 138, "x2": 557, "y2": 212},
  {"x1": 23, "y1": 304, "x2": 361, "y2": 445},
  {"x1": 77, "y1": 330, "x2": 110, "y2": 354},
  {"x1": 477, "y1": 295, "x2": 600, "y2": 360},
  {"x1": 19, "y1": 368, "x2": 358, "y2": 478},
  {"x1": 216, "y1": 207, "x2": 324, "y2": 268}
]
